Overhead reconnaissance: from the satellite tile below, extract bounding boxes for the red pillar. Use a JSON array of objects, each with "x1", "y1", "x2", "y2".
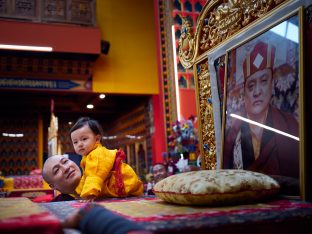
[
  {"x1": 151, "y1": 95, "x2": 166, "y2": 164},
  {"x1": 152, "y1": 0, "x2": 167, "y2": 164}
]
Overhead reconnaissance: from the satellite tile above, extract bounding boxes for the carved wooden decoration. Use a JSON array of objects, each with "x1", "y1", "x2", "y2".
[
  {"x1": 196, "y1": 61, "x2": 216, "y2": 169},
  {"x1": 48, "y1": 113, "x2": 62, "y2": 157},
  {"x1": 178, "y1": 0, "x2": 286, "y2": 169}
]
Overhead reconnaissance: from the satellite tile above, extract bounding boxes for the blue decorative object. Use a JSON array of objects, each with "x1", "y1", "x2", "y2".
[
  {"x1": 197, "y1": 66, "x2": 201, "y2": 74},
  {"x1": 203, "y1": 144, "x2": 209, "y2": 151}
]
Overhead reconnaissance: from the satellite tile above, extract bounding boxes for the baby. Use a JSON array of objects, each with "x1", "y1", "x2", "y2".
[{"x1": 43, "y1": 117, "x2": 143, "y2": 200}]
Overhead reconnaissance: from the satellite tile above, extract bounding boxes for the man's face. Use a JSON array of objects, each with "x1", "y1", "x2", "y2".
[
  {"x1": 153, "y1": 164, "x2": 167, "y2": 183},
  {"x1": 71, "y1": 125, "x2": 100, "y2": 156},
  {"x1": 44, "y1": 156, "x2": 81, "y2": 194},
  {"x1": 244, "y1": 68, "x2": 273, "y2": 119}
]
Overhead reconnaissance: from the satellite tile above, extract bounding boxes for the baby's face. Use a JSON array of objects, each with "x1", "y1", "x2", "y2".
[
  {"x1": 70, "y1": 125, "x2": 101, "y2": 156},
  {"x1": 44, "y1": 156, "x2": 81, "y2": 194}
]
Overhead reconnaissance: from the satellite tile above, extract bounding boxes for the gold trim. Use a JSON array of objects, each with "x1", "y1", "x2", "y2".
[
  {"x1": 298, "y1": 7, "x2": 305, "y2": 200},
  {"x1": 194, "y1": 59, "x2": 217, "y2": 170}
]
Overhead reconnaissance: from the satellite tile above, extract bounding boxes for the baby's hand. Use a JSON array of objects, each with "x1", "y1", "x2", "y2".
[{"x1": 79, "y1": 195, "x2": 97, "y2": 203}]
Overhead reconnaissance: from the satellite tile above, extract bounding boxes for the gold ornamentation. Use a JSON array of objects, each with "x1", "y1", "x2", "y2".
[
  {"x1": 205, "y1": 0, "x2": 242, "y2": 49},
  {"x1": 241, "y1": 0, "x2": 274, "y2": 26},
  {"x1": 178, "y1": 17, "x2": 195, "y2": 68},
  {"x1": 200, "y1": 0, "x2": 281, "y2": 50},
  {"x1": 197, "y1": 62, "x2": 216, "y2": 170},
  {"x1": 179, "y1": 0, "x2": 285, "y2": 68}
]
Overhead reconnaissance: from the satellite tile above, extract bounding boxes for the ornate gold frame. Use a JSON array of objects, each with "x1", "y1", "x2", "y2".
[
  {"x1": 178, "y1": 0, "x2": 293, "y2": 170},
  {"x1": 178, "y1": 0, "x2": 312, "y2": 201}
]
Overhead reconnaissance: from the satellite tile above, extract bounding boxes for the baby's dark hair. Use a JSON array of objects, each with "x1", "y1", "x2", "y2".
[{"x1": 70, "y1": 117, "x2": 104, "y2": 143}]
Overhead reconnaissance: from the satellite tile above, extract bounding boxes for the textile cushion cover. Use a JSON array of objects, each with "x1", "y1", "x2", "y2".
[{"x1": 153, "y1": 170, "x2": 280, "y2": 205}]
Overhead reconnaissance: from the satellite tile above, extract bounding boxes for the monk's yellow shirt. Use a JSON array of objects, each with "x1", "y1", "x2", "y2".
[{"x1": 75, "y1": 144, "x2": 143, "y2": 199}]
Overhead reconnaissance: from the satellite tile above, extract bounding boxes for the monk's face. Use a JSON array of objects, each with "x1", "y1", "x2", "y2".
[
  {"x1": 43, "y1": 156, "x2": 81, "y2": 194},
  {"x1": 244, "y1": 68, "x2": 273, "y2": 119}
]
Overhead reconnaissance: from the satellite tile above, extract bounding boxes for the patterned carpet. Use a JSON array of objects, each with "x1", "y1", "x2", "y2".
[
  {"x1": 2, "y1": 196, "x2": 312, "y2": 233},
  {"x1": 40, "y1": 196, "x2": 312, "y2": 233},
  {"x1": 0, "y1": 197, "x2": 62, "y2": 234}
]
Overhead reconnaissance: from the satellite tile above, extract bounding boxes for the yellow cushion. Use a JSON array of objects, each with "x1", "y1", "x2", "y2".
[
  {"x1": 153, "y1": 170, "x2": 280, "y2": 206},
  {"x1": 3, "y1": 177, "x2": 14, "y2": 191}
]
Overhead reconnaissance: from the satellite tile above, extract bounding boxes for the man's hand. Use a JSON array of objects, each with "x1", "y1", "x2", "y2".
[{"x1": 61, "y1": 210, "x2": 81, "y2": 229}]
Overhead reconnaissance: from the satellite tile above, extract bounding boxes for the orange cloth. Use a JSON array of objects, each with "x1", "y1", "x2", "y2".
[{"x1": 75, "y1": 144, "x2": 143, "y2": 199}]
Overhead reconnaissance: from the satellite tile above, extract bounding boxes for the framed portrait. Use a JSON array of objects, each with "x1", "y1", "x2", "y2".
[{"x1": 221, "y1": 7, "x2": 304, "y2": 197}]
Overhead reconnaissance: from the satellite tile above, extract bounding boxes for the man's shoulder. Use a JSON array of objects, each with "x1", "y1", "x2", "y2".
[
  {"x1": 271, "y1": 106, "x2": 298, "y2": 123},
  {"x1": 270, "y1": 106, "x2": 298, "y2": 133}
]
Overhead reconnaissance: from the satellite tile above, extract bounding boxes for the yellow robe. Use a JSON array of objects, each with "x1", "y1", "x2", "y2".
[{"x1": 75, "y1": 144, "x2": 143, "y2": 198}]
